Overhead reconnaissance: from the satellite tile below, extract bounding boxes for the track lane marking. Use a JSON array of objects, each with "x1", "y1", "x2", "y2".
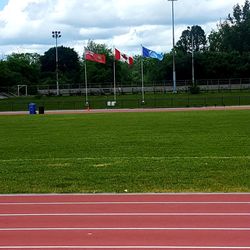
[
  {"x1": 0, "y1": 246, "x2": 250, "y2": 249},
  {"x1": 1, "y1": 193, "x2": 250, "y2": 196},
  {"x1": 0, "y1": 227, "x2": 250, "y2": 231},
  {"x1": 1, "y1": 202, "x2": 250, "y2": 205},
  {"x1": 1, "y1": 213, "x2": 250, "y2": 216}
]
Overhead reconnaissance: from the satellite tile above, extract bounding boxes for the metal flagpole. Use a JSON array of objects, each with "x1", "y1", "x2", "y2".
[
  {"x1": 191, "y1": 33, "x2": 195, "y2": 86},
  {"x1": 141, "y1": 55, "x2": 145, "y2": 104},
  {"x1": 168, "y1": 0, "x2": 178, "y2": 93},
  {"x1": 84, "y1": 58, "x2": 88, "y2": 106},
  {"x1": 113, "y1": 48, "x2": 117, "y2": 102}
]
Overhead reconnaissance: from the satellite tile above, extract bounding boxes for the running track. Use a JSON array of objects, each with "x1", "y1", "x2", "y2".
[
  {"x1": 0, "y1": 193, "x2": 250, "y2": 249},
  {"x1": 1, "y1": 105, "x2": 250, "y2": 116}
]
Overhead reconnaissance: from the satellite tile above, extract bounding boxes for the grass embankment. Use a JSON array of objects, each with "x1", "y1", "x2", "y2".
[
  {"x1": 1, "y1": 91, "x2": 250, "y2": 111},
  {"x1": 0, "y1": 110, "x2": 250, "y2": 193}
]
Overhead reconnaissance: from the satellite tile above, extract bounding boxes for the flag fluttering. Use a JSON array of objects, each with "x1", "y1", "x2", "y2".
[
  {"x1": 142, "y1": 46, "x2": 164, "y2": 61},
  {"x1": 85, "y1": 50, "x2": 106, "y2": 64},
  {"x1": 115, "y1": 48, "x2": 133, "y2": 65}
]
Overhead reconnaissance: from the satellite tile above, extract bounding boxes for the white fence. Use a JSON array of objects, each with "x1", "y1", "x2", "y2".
[{"x1": 36, "y1": 78, "x2": 250, "y2": 95}]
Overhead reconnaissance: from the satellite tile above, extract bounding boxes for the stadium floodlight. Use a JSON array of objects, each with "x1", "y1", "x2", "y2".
[
  {"x1": 168, "y1": 0, "x2": 178, "y2": 93},
  {"x1": 52, "y1": 31, "x2": 62, "y2": 96},
  {"x1": 187, "y1": 26, "x2": 195, "y2": 85}
]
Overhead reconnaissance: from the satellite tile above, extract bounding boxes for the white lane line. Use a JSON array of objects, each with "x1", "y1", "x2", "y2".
[
  {"x1": 1, "y1": 213, "x2": 250, "y2": 217},
  {"x1": 0, "y1": 227, "x2": 250, "y2": 231},
  {"x1": 0, "y1": 192, "x2": 250, "y2": 196},
  {"x1": 0, "y1": 246, "x2": 250, "y2": 249},
  {"x1": 1, "y1": 202, "x2": 250, "y2": 205}
]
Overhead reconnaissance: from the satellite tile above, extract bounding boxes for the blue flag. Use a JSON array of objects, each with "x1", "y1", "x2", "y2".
[{"x1": 142, "y1": 46, "x2": 164, "y2": 61}]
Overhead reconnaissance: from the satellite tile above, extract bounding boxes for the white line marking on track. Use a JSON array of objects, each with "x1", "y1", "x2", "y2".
[
  {"x1": 1, "y1": 227, "x2": 250, "y2": 231},
  {"x1": 1, "y1": 202, "x2": 250, "y2": 205},
  {"x1": 0, "y1": 213, "x2": 250, "y2": 217},
  {"x1": 0, "y1": 246, "x2": 250, "y2": 249},
  {"x1": 0, "y1": 192, "x2": 250, "y2": 196}
]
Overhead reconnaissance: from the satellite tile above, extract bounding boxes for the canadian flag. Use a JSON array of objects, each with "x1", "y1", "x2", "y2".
[{"x1": 115, "y1": 48, "x2": 133, "y2": 65}]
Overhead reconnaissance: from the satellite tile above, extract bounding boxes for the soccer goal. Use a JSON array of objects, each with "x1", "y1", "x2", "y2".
[{"x1": 17, "y1": 85, "x2": 28, "y2": 96}]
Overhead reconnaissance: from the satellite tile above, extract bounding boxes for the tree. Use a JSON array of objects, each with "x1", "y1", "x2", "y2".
[
  {"x1": 176, "y1": 25, "x2": 207, "y2": 53},
  {"x1": 83, "y1": 40, "x2": 135, "y2": 87},
  {"x1": 0, "y1": 60, "x2": 15, "y2": 87},
  {"x1": 5, "y1": 53, "x2": 41, "y2": 86},
  {"x1": 209, "y1": 0, "x2": 250, "y2": 53},
  {"x1": 40, "y1": 46, "x2": 81, "y2": 84},
  {"x1": 83, "y1": 40, "x2": 113, "y2": 86}
]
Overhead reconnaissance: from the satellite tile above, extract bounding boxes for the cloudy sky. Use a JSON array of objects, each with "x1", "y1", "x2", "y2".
[{"x1": 0, "y1": 0, "x2": 246, "y2": 57}]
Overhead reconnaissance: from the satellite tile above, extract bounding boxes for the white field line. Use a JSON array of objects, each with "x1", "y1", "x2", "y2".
[
  {"x1": 0, "y1": 246, "x2": 250, "y2": 249},
  {"x1": 1, "y1": 202, "x2": 250, "y2": 205},
  {"x1": 0, "y1": 213, "x2": 250, "y2": 217},
  {"x1": 0, "y1": 227, "x2": 250, "y2": 231},
  {"x1": 1, "y1": 156, "x2": 250, "y2": 162}
]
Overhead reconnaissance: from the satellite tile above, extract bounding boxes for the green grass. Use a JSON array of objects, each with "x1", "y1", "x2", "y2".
[
  {"x1": 1, "y1": 91, "x2": 250, "y2": 111},
  {"x1": 0, "y1": 110, "x2": 250, "y2": 193}
]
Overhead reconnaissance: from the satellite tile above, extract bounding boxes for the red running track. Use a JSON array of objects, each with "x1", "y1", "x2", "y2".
[{"x1": 0, "y1": 193, "x2": 250, "y2": 249}]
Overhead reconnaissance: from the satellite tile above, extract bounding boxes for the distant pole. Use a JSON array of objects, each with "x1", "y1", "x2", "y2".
[
  {"x1": 113, "y1": 56, "x2": 117, "y2": 102},
  {"x1": 168, "y1": 0, "x2": 177, "y2": 93},
  {"x1": 191, "y1": 33, "x2": 195, "y2": 86},
  {"x1": 52, "y1": 31, "x2": 61, "y2": 96},
  {"x1": 84, "y1": 59, "x2": 88, "y2": 106},
  {"x1": 188, "y1": 26, "x2": 195, "y2": 86},
  {"x1": 141, "y1": 57, "x2": 145, "y2": 104}
]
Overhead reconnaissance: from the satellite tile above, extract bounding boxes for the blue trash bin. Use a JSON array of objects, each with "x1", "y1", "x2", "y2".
[{"x1": 28, "y1": 103, "x2": 36, "y2": 115}]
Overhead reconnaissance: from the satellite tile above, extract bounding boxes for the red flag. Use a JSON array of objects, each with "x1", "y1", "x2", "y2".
[
  {"x1": 85, "y1": 50, "x2": 106, "y2": 64},
  {"x1": 115, "y1": 48, "x2": 133, "y2": 65}
]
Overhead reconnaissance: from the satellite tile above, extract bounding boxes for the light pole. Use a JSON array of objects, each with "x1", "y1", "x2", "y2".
[
  {"x1": 191, "y1": 31, "x2": 195, "y2": 86},
  {"x1": 188, "y1": 26, "x2": 195, "y2": 86},
  {"x1": 168, "y1": 0, "x2": 177, "y2": 93},
  {"x1": 52, "y1": 31, "x2": 61, "y2": 96}
]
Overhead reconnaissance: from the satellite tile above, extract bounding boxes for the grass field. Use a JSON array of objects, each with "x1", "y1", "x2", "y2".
[{"x1": 0, "y1": 110, "x2": 250, "y2": 193}]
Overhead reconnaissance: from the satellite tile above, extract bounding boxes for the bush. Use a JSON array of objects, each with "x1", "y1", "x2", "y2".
[{"x1": 189, "y1": 85, "x2": 200, "y2": 94}]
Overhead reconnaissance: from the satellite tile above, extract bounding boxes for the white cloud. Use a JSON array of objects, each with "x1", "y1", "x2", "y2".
[{"x1": 0, "y1": 0, "x2": 247, "y2": 56}]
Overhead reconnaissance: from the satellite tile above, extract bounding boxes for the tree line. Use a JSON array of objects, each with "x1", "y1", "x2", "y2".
[{"x1": 1, "y1": 0, "x2": 250, "y2": 91}]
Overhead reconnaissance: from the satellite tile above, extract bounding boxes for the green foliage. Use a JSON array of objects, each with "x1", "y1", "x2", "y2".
[
  {"x1": 0, "y1": 53, "x2": 41, "y2": 87},
  {"x1": 40, "y1": 46, "x2": 81, "y2": 84},
  {"x1": 0, "y1": 111, "x2": 250, "y2": 193},
  {"x1": 209, "y1": 0, "x2": 250, "y2": 53},
  {"x1": 83, "y1": 40, "x2": 134, "y2": 86},
  {"x1": 176, "y1": 25, "x2": 207, "y2": 53},
  {"x1": 189, "y1": 85, "x2": 200, "y2": 94},
  {"x1": 0, "y1": 61, "x2": 15, "y2": 87}
]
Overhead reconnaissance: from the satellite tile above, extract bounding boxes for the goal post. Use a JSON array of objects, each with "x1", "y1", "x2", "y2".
[{"x1": 17, "y1": 85, "x2": 28, "y2": 96}]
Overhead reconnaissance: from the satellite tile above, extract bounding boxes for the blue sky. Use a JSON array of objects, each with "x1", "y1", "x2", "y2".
[
  {"x1": 0, "y1": 0, "x2": 246, "y2": 56},
  {"x1": 0, "y1": 0, "x2": 8, "y2": 10}
]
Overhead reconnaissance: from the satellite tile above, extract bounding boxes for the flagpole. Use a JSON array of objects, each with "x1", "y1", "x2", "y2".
[
  {"x1": 141, "y1": 50, "x2": 145, "y2": 104},
  {"x1": 113, "y1": 48, "x2": 117, "y2": 102},
  {"x1": 84, "y1": 59, "x2": 88, "y2": 106}
]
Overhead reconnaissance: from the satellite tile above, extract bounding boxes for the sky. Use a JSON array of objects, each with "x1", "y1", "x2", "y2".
[{"x1": 0, "y1": 0, "x2": 246, "y2": 57}]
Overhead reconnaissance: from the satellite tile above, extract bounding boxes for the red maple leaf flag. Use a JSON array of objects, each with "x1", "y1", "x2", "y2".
[
  {"x1": 85, "y1": 50, "x2": 106, "y2": 64},
  {"x1": 115, "y1": 48, "x2": 133, "y2": 65}
]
